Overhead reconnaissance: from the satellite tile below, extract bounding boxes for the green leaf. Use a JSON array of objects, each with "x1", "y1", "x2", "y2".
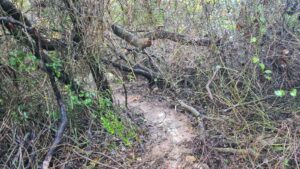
[
  {"x1": 289, "y1": 88, "x2": 297, "y2": 97},
  {"x1": 9, "y1": 57, "x2": 18, "y2": 66},
  {"x1": 83, "y1": 98, "x2": 93, "y2": 106},
  {"x1": 264, "y1": 70, "x2": 272, "y2": 74},
  {"x1": 251, "y1": 56, "x2": 260, "y2": 64},
  {"x1": 259, "y1": 63, "x2": 265, "y2": 71},
  {"x1": 264, "y1": 75, "x2": 272, "y2": 81},
  {"x1": 274, "y1": 90, "x2": 286, "y2": 97},
  {"x1": 250, "y1": 37, "x2": 257, "y2": 43},
  {"x1": 273, "y1": 145, "x2": 284, "y2": 152}
]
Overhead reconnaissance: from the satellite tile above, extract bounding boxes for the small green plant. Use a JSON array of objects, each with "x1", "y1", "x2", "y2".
[
  {"x1": 274, "y1": 90, "x2": 286, "y2": 97},
  {"x1": 64, "y1": 85, "x2": 136, "y2": 146},
  {"x1": 65, "y1": 85, "x2": 96, "y2": 110},
  {"x1": 11, "y1": 104, "x2": 29, "y2": 124},
  {"x1": 289, "y1": 88, "x2": 297, "y2": 97},
  {"x1": 46, "y1": 59, "x2": 62, "y2": 78},
  {"x1": 100, "y1": 110, "x2": 136, "y2": 146},
  {"x1": 250, "y1": 36, "x2": 257, "y2": 44},
  {"x1": 97, "y1": 97, "x2": 136, "y2": 146},
  {"x1": 274, "y1": 88, "x2": 297, "y2": 97},
  {"x1": 8, "y1": 50, "x2": 38, "y2": 72},
  {"x1": 251, "y1": 56, "x2": 272, "y2": 80}
]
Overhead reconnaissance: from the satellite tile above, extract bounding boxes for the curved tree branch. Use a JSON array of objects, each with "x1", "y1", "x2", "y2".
[{"x1": 32, "y1": 28, "x2": 68, "y2": 169}]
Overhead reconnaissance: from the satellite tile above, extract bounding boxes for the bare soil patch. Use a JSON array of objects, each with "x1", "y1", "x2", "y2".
[{"x1": 113, "y1": 84, "x2": 205, "y2": 169}]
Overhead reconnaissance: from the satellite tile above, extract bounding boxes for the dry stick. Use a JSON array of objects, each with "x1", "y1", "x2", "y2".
[
  {"x1": 73, "y1": 151, "x2": 121, "y2": 169},
  {"x1": 122, "y1": 83, "x2": 128, "y2": 109},
  {"x1": 177, "y1": 100, "x2": 206, "y2": 138},
  {"x1": 32, "y1": 29, "x2": 68, "y2": 169},
  {"x1": 178, "y1": 100, "x2": 226, "y2": 121},
  {"x1": 206, "y1": 67, "x2": 220, "y2": 101},
  {"x1": 178, "y1": 100, "x2": 200, "y2": 117},
  {"x1": 213, "y1": 147, "x2": 259, "y2": 158}
]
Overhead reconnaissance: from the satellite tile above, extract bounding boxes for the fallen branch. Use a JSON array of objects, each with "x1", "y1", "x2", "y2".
[
  {"x1": 177, "y1": 100, "x2": 227, "y2": 123},
  {"x1": 213, "y1": 147, "x2": 259, "y2": 158},
  {"x1": 102, "y1": 59, "x2": 167, "y2": 88},
  {"x1": 111, "y1": 24, "x2": 152, "y2": 50},
  {"x1": 111, "y1": 24, "x2": 221, "y2": 49},
  {"x1": 144, "y1": 29, "x2": 218, "y2": 46}
]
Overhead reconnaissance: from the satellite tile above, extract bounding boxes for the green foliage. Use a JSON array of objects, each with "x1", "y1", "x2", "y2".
[
  {"x1": 97, "y1": 97, "x2": 136, "y2": 146},
  {"x1": 285, "y1": 13, "x2": 300, "y2": 35},
  {"x1": 289, "y1": 89, "x2": 297, "y2": 97},
  {"x1": 250, "y1": 37, "x2": 257, "y2": 44},
  {"x1": 65, "y1": 85, "x2": 96, "y2": 110},
  {"x1": 11, "y1": 104, "x2": 29, "y2": 124},
  {"x1": 9, "y1": 50, "x2": 38, "y2": 72},
  {"x1": 100, "y1": 110, "x2": 136, "y2": 146},
  {"x1": 64, "y1": 85, "x2": 136, "y2": 146},
  {"x1": 251, "y1": 56, "x2": 272, "y2": 81},
  {"x1": 251, "y1": 56, "x2": 260, "y2": 64},
  {"x1": 274, "y1": 88, "x2": 298, "y2": 98},
  {"x1": 274, "y1": 90, "x2": 286, "y2": 97},
  {"x1": 46, "y1": 54, "x2": 62, "y2": 78}
]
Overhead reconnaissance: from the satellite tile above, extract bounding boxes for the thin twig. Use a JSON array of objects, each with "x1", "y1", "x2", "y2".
[
  {"x1": 177, "y1": 100, "x2": 200, "y2": 117},
  {"x1": 213, "y1": 147, "x2": 259, "y2": 158},
  {"x1": 206, "y1": 67, "x2": 220, "y2": 101},
  {"x1": 73, "y1": 151, "x2": 121, "y2": 169}
]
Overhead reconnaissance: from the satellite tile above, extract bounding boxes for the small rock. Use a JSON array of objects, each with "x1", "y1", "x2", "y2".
[{"x1": 185, "y1": 155, "x2": 197, "y2": 163}]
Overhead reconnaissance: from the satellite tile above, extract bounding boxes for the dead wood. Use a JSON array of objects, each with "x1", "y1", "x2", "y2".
[
  {"x1": 111, "y1": 24, "x2": 220, "y2": 48},
  {"x1": 178, "y1": 100, "x2": 201, "y2": 117},
  {"x1": 206, "y1": 66, "x2": 220, "y2": 101},
  {"x1": 111, "y1": 24, "x2": 152, "y2": 50},
  {"x1": 144, "y1": 29, "x2": 217, "y2": 46},
  {"x1": 33, "y1": 28, "x2": 68, "y2": 169}
]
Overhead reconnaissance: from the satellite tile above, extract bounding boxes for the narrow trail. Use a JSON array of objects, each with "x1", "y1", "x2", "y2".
[{"x1": 114, "y1": 86, "x2": 203, "y2": 169}]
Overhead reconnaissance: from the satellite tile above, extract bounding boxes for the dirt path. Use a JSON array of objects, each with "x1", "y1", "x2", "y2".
[{"x1": 114, "y1": 88, "x2": 201, "y2": 169}]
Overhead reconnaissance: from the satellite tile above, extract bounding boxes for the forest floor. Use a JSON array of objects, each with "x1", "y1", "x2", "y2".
[{"x1": 113, "y1": 82, "x2": 208, "y2": 169}]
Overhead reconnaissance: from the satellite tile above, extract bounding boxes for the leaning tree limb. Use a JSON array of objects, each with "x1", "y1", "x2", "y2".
[{"x1": 32, "y1": 28, "x2": 68, "y2": 169}]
